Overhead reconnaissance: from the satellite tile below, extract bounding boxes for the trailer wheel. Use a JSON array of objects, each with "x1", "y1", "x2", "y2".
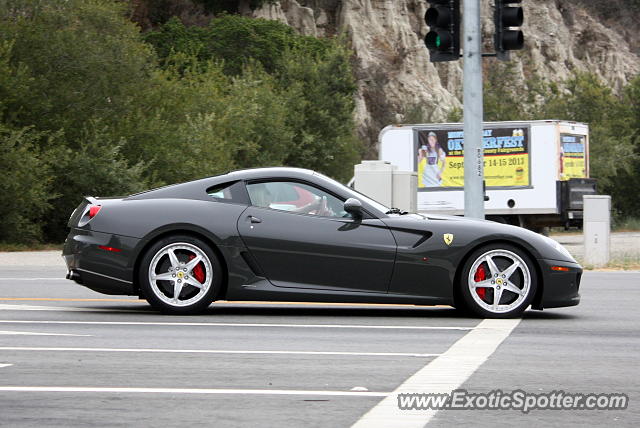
[{"x1": 487, "y1": 216, "x2": 508, "y2": 224}]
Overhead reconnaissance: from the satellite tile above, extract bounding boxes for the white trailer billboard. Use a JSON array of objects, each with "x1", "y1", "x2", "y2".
[{"x1": 378, "y1": 120, "x2": 595, "y2": 231}]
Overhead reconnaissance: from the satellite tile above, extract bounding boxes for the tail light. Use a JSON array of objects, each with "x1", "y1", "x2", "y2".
[{"x1": 88, "y1": 205, "x2": 102, "y2": 219}]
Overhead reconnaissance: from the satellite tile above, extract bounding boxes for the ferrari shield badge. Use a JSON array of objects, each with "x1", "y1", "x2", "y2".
[{"x1": 443, "y1": 233, "x2": 454, "y2": 246}]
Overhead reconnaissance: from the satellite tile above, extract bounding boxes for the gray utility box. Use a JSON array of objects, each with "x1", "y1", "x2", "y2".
[
  {"x1": 353, "y1": 161, "x2": 417, "y2": 213},
  {"x1": 583, "y1": 195, "x2": 611, "y2": 267}
]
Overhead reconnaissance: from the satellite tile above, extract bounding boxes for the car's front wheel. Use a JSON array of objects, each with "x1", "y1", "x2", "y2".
[
  {"x1": 459, "y1": 244, "x2": 537, "y2": 318},
  {"x1": 139, "y1": 235, "x2": 222, "y2": 315}
]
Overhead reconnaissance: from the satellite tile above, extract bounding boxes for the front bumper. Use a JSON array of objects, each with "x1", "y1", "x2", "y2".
[
  {"x1": 534, "y1": 259, "x2": 582, "y2": 309},
  {"x1": 63, "y1": 228, "x2": 140, "y2": 296}
]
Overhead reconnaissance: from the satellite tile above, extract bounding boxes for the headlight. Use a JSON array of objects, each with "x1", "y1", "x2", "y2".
[{"x1": 542, "y1": 236, "x2": 576, "y2": 262}]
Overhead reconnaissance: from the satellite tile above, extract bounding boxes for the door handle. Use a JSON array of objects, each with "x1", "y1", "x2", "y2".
[{"x1": 249, "y1": 216, "x2": 262, "y2": 224}]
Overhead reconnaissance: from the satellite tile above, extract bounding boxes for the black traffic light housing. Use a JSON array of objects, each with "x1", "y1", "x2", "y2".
[
  {"x1": 424, "y1": 0, "x2": 460, "y2": 62},
  {"x1": 494, "y1": 0, "x2": 524, "y2": 60}
]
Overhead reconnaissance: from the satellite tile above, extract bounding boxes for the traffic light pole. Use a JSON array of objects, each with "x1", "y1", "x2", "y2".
[{"x1": 462, "y1": 0, "x2": 485, "y2": 219}]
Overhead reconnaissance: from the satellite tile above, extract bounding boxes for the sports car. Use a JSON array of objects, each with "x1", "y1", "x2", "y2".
[{"x1": 63, "y1": 167, "x2": 581, "y2": 317}]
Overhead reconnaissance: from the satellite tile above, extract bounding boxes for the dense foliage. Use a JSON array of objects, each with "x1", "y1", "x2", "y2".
[
  {"x1": 0, "y1": 0, "x2": 359, "y2": 243},
  {"x1": 1, "y1": 0, "x2": 638, "y2": 245}
]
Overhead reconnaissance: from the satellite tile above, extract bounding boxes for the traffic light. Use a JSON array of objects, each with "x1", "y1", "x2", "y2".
[
  {"x1": 424, "y1": 0, "x2": 460, "y2": 62},
  {"x1": 494, "y1": 0, "x2": 524, "y2": 60}
]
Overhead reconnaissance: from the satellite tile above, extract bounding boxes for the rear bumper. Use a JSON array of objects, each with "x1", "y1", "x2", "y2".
[
  {"x1": 534, "y1": 259, "x2": 582, "y2": 309},
  {"x1": 63, "y1": 228, "x2": 140, "y2": 296}
]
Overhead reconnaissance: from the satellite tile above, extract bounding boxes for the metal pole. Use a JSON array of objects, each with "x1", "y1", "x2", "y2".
[{"x1": 462, "y1": 0, "x2": 485, "y2": 219}]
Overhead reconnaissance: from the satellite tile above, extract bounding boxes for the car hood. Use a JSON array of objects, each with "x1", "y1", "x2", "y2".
[{"x1": 382, "y1": 212, "x2": 577, "y2": 263}]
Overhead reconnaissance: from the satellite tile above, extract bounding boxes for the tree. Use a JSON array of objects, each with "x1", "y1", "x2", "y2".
[
  {"x1": 0, "y1": 0, "x2": 155, "y2": 141},
  {"x1": 0, "y1": 125, "x2": 52, "y2": 243},
  {"x1": 278, "y1": 43, "x2": 361, "y2": 181},
  {"x1": 145, "y1": 14, "x2": 328, "y2": 76},
  {"x1": 541, "y1": 72, "x2": 636, "y2": 192},
  {"x1": 145, "y1": 16, "x2": 360, "y2": 181},
  {"x1": 0, "y1": 4, "x2": 361, "y2": 243},
  {"x1": 608, "y1": 75, "x2": 640, "y2": 216},
  {"x1": 0, "y1": 0, "x2": 152, "y2": 242}
]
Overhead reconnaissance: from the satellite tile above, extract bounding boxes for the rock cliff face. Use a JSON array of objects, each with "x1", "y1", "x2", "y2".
[{"x1": 248, "y1": 0, "x2": 640, "y2": 156}]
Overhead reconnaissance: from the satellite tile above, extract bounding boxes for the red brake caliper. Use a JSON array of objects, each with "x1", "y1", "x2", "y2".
[
  {"x1": 474, "y1": 264, "x2": 487, "y2": 300},
  {"x1": 188, "y1": 254, "x2": 206, "y2": 283}
]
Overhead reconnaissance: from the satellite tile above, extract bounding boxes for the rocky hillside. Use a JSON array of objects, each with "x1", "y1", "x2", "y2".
[{"x1": 246, "y1": 0, "x2": 640, "y2": 156}]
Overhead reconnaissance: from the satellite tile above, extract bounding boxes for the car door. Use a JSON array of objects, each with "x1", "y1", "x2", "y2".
[{"x1": 237, "y1": 180, "x2": 397, "y2": 293}]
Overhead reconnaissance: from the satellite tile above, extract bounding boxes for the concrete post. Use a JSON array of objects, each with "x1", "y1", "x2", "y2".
[
  {"x1": 462, "y1": 0, "x2": 485, "y2": 219},
  {"x1": 583, "y1": 195, "x2": 611, "y2": 267}
]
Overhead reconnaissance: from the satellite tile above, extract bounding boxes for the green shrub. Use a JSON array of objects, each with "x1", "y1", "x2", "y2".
[
  {"x1": 278, "y1": 43, "x2": 361, "y2": 181},
  {"x1": 144, "y1": 16, "x2": 360, "y2": 181},
  {"x1": 44, "y1": 125, "x2": 147, "y2": 242},
  {"x1": 0, "y1": 4, "x2": 362, "y2": 244},
  {"x1": 542, "y1": 72, "x2": 637, "y2": 192},
  {"x1": 0, "y1": 125, "x2": 52, "y2": 243},
  {"x1": 0, "y1": 0, "x2": 155, "y2": 140},
  {"x1": 145, "y1": 14, "x2": 329, "y2": 76}
]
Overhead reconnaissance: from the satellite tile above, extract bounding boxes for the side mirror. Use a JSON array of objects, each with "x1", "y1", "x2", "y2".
[{"x1": 344, "y1": 198, "x2": 363, "y2": 217}]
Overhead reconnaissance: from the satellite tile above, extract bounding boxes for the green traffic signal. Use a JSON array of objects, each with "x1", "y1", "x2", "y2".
[
  {"x1": 425, "y1": 30, "x2": 451, "y2": 51},
  {"x1": 423, "y1": 0, "x2": 460, "y2": 62}
]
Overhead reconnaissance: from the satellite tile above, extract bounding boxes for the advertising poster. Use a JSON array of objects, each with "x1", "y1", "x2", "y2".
[
  {"x1": 415, "y1": 127, "x2": 530, "y2": 189},
  {"x1": 560, "y1": 134, "x2": 587, "y2": 180}
]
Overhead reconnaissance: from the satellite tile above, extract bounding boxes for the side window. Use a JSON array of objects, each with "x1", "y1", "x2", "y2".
[
  {"x1": 206, "y1": 181, "x2": 248, "y2": 204},
  {"x1": 246, "y1": 181, "x2": 351, "y2": 218}
]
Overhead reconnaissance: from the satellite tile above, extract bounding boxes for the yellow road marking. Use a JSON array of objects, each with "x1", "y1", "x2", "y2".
[{"x1": 0, "y1": 298, "x2": 144, "y2": 302}]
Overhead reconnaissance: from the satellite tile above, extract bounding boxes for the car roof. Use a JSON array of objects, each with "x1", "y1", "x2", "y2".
[
  {"x1": 224, "y1": 167, "x2": 315, "y2": 181},
  {"x1": 127, "y1": 167, "x2": 317, "y2": 201},
  {"x1": 126, "y1": 167, "x2": 389, "y2": 218}
]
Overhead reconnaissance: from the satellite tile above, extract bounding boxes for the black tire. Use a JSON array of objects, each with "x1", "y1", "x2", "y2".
[
  {"x1": 138, "y1": 235, "x2": 222, "y2": 315},
  {"x1": 459, "y1": 243, "x2": 537, "y2": 318}
]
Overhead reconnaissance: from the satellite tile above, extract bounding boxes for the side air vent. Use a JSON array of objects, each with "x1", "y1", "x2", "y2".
[
  {"x1": 240, "y1": 251, "x2": 264, "y2": 276},
  {"x1": 412, "y1": 232, "x2": 434, "y2": 248}
]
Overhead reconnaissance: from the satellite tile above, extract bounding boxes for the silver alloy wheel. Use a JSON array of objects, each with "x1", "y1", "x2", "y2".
[
  {"x1": 148, "y1": 242, "x2": 213, "y2": 307},
  {"x1": 467, "y1": 249, "x2": 531, "y2": 314}
]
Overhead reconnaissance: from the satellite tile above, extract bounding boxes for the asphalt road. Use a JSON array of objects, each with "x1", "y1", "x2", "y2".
[{"x1": 0, "y1": 253, "x2": 638, "y2": 427}]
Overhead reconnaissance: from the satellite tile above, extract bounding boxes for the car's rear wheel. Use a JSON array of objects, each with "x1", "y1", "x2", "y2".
[
  {"x1": 139, "y1": 235, "x2": 222, "y2": 315},
  {"x1": 459, "y1": 244, "x2": 537, "y2": 318}
]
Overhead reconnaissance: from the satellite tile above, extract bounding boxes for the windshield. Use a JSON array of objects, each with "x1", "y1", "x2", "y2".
[{"x1": 313, "y1": 172, "x2": 391, "y2": 214}]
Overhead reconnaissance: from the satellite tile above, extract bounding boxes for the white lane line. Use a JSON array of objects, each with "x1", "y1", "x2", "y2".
[
  {"x1": 0, "y1": 331, "x2": 92, "y2": 337},
  {"x1": 351, "y1": 318, "x2": 521, "y2": 428},
  {"x1": 0, "y1": 305, "x2": 135, "y2": 313},
  {"x1": 0, "y1": 320, "x2": 474, "y2": 331},
  {"x1": 0, "y1": 346, "x2": 438, "y2": 358},
  {"x1": 0, "y1": 386, "x2": 389, "y2": 397},
  {"x1": 0, "y1": 364, "x2": 12, "y2": 368}
]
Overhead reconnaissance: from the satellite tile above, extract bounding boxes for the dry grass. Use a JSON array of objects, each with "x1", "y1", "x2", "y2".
[
  {"x1": 577, "y1": 253, "x2": 640, "y2": 271},
  {"x1": 613, "y1": 216, "x2": 640, "y2": 232},
  {"x1": 0, "y1": 242, "x2": 63, "y2": 252}
]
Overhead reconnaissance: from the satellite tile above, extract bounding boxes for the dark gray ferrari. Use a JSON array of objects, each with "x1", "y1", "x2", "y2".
[{"x1": 63, "y1": 167, "x2": 581, "y2": 317}]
